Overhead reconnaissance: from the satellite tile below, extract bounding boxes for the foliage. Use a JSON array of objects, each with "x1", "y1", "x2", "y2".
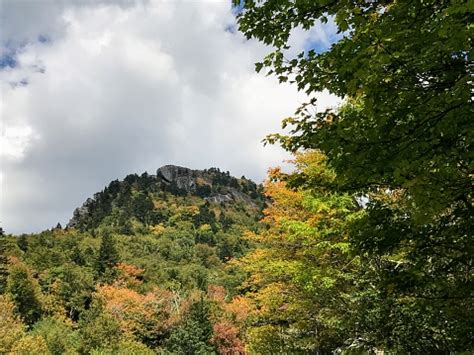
[
  {"x1": 90, "y1": 338, "x2": 154, "y2": 355},
  {"x1": 11, "y1": 334, "x2": 50, "y2": 354},
  {"x1": 79, "y1": 305, "x2": 123, "y2": 354},
  {"x1": 31, "y1": 317, "x2": 79, "y2": 355},
  {"x1": 0, "y1": 237, "x2": 9, "y2": 292},
  {"x1": 0, "y1": 295, "x2": 26, "y2": 353},
  {"x1": 235, "y1": 0, "x2": 472, "y2": 352},
  {"x1": 96, "y1": 284, "x2": 182, "y2": 346},
  {"x1": 6, "y1": 259, "x2": 43, "y2": 325},
  {"x1": 235, "y1": 0, "x2": 471, "y2": 218},
  {"x1": 17, "y1": 234, "x2": 29, "y2": 252},
  {"x1": 211, "y1": 320, "x2": 245, "y2": 354},
  {"x1": 349, "y1": 194, "x2": 474, "y2": 352},
  {"x1": 95, "y1": 232, "x2": 120, "y2": 278},
  {"x1": 165, "y1": 298, "x2": 216, "y2": 354},
  {"x1": 238, "y1": 151, "x2": 362, "y2": 352},
  {"x1": 0, "y1": 168, "x2": 265, "y2": 352},
  {"x1": 44, "y1": 264, "x2": 95, "y2": 320}
]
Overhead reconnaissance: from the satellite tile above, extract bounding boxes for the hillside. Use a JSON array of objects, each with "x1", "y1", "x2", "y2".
[
  {"x1": 0, "y1": 165, "x2": 266, "y2": 353},
  {"x1": 68, "y1": 165, "x2": 265, "y2": 234}
]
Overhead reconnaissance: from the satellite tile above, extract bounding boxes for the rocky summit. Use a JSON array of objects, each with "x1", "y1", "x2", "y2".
[
  {"x1": 157, "y1": 165, "x2": 197, "y2": 191},
  {"x1": 67, "y1": 165, "x2": 264, "y2": 231}
]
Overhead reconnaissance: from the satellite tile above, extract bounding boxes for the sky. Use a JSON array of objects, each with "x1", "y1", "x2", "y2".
[{"x1": 0, "y1": 0, "x2": 341, "y2": 234}]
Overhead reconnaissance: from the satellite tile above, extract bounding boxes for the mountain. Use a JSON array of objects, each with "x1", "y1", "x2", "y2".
[
  {"x1": 68, "y1": 165, "x2": 265, "y2": 233},
  {"x1": 0, "y1": 165, "x2": 267, "y2": 352}
]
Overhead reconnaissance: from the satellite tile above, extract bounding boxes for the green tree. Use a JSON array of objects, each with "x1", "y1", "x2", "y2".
[
  {"x1": 6, "y1": 260, "x2": 43, "y2": 325},
  {"x1": 95, "y1": 232, "x2": 119, "y2": 277},
  {"x1": 0, "y1": 237, "x2": 10, "y2": 293},
  {"x1": 235, "y1": 1, "x2": 471, "y2": 217},
  {"x1": 165, "y1": 298, "x2": 216, "y2": 354},
  {"x1": 133, "y1": 192, "x2": 154, "y2": 224},
  {"x1": 79, "y1": 309, "x2": 122, "y2": 353},
  {"x1": 31, "y1": 317, "x2": 79, "y2": 355},
  {"x1": 349, "y1": 192, "x2": 474, "y2": 352},
  {"x1": 235, "y1": 0, "x2": 472, "y2": 351},
  {"x1": 239, "y1": 152, "x2": 361, "y2": 352},
  {"x1": 48, "y1": 264, "x2": 95, "y2": 321},
  {"x1": 91, "y1": 339, "x2": 154, "y2": 355},
  {"x1": 16, "y1": 234, "x2": 28, "y2": 252}
]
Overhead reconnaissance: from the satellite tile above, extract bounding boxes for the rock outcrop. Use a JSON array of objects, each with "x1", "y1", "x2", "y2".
[
  {"x1": 67, "y1": 164, "x2": 264, "y2": 229},
  {"x1": 157, "y1": 165, "x2": 198, "y2": 191}
]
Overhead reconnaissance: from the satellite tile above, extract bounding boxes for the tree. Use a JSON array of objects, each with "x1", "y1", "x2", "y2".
[
  {"x1": 31, "y1": 317, "x2": 78, "y2": 355},
  {"x1": 165, "y1": 298, "x2": 216, "y2": 354},
  {"x1": 95, "y1": 232, "x2": 119, "y2": 277},
  {"x1": 0, "y1": 237, "x2": 9, "y2": 293},
  {"x1": 0, "y1": 295, "x2": 26, "y2": 353},
  {"x1": 6, "y1": 260, "x2": 43, "y2": 325},
  {"x1": 239, "y1": 152, "x2": 361, "y2": 352},
  {"x1": 211, "y1": 321, "x2": 244, "y2": 354},
  {"x1": 235, "y1": 1, "x2": 471, "y2": 219},
  {"x1": 16, "y1": 234, "x2": 28, "y2": 252},
  {"x1": 96, "y1": 284, "x2": 180, "y2": 346},
  {"x1": 91, "y1": 338, "x2": 154, "y2": 354},
  {"x1": 79, "y1": 309, "x2": 123, "y2": 353},
  {"x1": 132, "y1": 192, "x2": 154, "y2": 224},
  {"x1": 235, "y1": 0, "x2": 471, "y2": 221},
  {"x1": 10, "y1": 335, "x2": 49, "y2": 354},
  {"x1": 348, "y1": 190, "x2": 474, "y2": 352},
  {"x1": 49, "y1": 264, "x2": 95, "y2": 321},
  {"x1": 235, "y1": 1, "x2": 472, "y2": 351}
]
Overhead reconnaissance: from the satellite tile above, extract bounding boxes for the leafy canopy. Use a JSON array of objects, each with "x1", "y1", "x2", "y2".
[
  {"x1": 234, "y1": 0, "x2": 472, "y2": 220},
  {"x1": 234, "y1": 0, "x2": 473, "y2": 352}
]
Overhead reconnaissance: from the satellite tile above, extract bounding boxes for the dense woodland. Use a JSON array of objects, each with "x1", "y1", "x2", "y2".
[
  {"x1": 0, "y1": 168, "x2": 266, "y2": 353},
  {"x1": 1, "y1": 0, "x2": 472, "y2": 353}
]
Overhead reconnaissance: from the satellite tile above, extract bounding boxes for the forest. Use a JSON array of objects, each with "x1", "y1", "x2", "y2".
[{"x1": 0, "y1": 0, "x2": 472, "y2": 354}]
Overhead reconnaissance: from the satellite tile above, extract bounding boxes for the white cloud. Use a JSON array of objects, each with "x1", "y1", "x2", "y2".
[
  {"x1": 0, "y1": 125, "x2": 36, "y2": 159},
  {"x1": 0, "y1": 0, "x2": 340, "y2": 234}
]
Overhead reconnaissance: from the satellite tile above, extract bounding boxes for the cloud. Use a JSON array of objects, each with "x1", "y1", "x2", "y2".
[{"x1": 0, "y1": 1, "x2": 340, "y2": 234}]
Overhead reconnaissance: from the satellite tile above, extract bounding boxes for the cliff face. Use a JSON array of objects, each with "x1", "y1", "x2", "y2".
[
  {"x1": 156, "y1": 165, "x2": 258, "y2": 206},
  {"x1": 67, "y1": 165, "x2": 264, "y2": 230},
  {"x1": 156, "y1": 165, "x2": 197, "y2": 191}
]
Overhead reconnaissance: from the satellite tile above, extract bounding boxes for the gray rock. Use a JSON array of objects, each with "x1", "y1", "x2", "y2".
[
  {"x1": 157, "y1": 165, "x2": 198, "y2": 191},
  {"x1": 67, "y1": 197, "x2": 92, "y2": 228}
]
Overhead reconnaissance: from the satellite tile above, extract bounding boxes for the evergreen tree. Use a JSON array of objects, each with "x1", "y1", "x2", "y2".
[
  {"x1": 16, "y1": 235, "x2": 28, "y2": 253},
  {"x1": 0, "y1": 238, "x2": 9, "y2": 293},
  {"x1": 95, "y1": 232, "x2": 119, "y2": 276},
  {"x1": 165, "y1": 298, "x2": 215, "y2": 354},
  {"x1": 132, "y1": 192, "x2": 154, "y2": 224},
  {"x1": 71, "y1": 245, "x2": 85, "y2": 266}
]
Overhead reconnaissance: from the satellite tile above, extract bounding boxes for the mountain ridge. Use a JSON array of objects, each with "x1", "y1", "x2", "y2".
[{"x1": 67, "y1": 164, "x2": 265, "y2": 232}]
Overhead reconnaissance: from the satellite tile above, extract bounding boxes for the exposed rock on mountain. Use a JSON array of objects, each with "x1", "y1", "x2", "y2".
[
  {"x1": 157, "y1": 165, "x2": 197, "y2": 191},
  {"x1": 67, "y1": 165, "x2": 264, "y2": 231}
]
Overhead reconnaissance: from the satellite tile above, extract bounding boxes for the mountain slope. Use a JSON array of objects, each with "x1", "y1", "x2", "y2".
[
  {"x1": 0, "y1": 165, "x2": 266, "y2": 352},
  {"x1": 68, "y1": 165, "x2": 265, "y2": 234}
]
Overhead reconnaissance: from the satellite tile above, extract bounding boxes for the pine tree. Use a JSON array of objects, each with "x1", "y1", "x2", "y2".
[
  {"x1": 0, "y1": 238, "x2": 9, "y2": 293},
  {"x1": 165, "y1": 298, "x2": 215, "y2": 354},
  {"x1": 16, "y1": 235, "x2": 28, "y2": 253},
  {"x1": 95, "y1": 232, "x2": 119, "y2": 276}
]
